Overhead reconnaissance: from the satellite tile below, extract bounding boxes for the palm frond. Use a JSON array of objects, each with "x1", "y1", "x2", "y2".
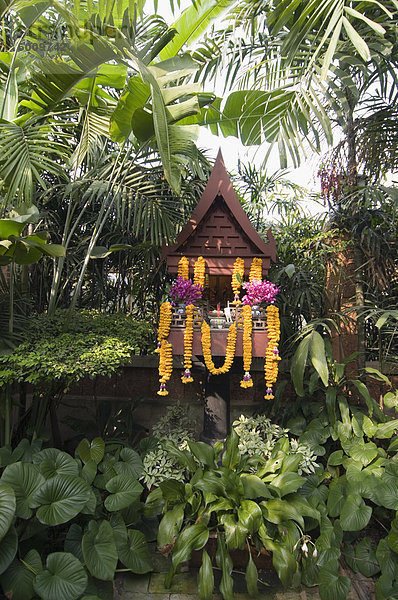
[{"x1": 0, "y1": 118, "x2": 70, "y2": 212}]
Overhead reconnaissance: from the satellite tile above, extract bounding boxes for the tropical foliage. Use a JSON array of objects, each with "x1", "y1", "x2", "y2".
[{"x1": 0, "y1": 437, "x2": 154, "y2": 600}]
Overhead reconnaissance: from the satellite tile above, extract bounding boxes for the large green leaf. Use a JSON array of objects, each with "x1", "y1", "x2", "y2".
[
  {"x1": 34, "y1": 474, "x2": 91, "y2": 525},
  {"x1": 376, "y1": 539, "x2": 398, "y2": 578},
  {"x1": 355, "y1": 537, "x2": 379, "y2": 578},
  {"x1": 157, "y1": 504, "x2": 184, "y2": 548},
  {"x1": 82, "y1": 520, "x2": 118, "y2": 581},
  {"x1": 216, "y1": 534, "x2": 233, "y2": 600},
  {"x1": 349, "y1": 441, "x2": 378, "y2": 466},
  {"x1": 33, "y1": 448, "x2": 79, "y2": 479},
  {"x1": 318, "y1": 561, "x2": 351, "y2": 600},
  {"x1": 237, "y1": 500, "x2": 263, "y2": 534},
  {"x1": 1, "y1": 462, "x2": 44, "y2": 518},
  {"x1": 199, "y1": 549, "x2": 214, "y2": 600},
  {"x1": 33, "y1": 552, "x2": 87, "y2": 600},
  {"x1": 110, "y1": 76, "x2": 150, "y2": 142},
  {"x1": 340, "y1": 495, "x2": 372, "y2": 531},
  {"x1": 0, "y1": 483, "x2": 16, "y2": 541},
  {"x1": 188, "y1": 441, "x2": 215, "y2": 467},
  {"x1": 222, "y1": 429, "x2": 240, "y2": 470},
  {"x1": 240, "y1": 474, "x2": 271, "y2": 500},
  {"x1": 64, "y1": 523, "x2": 83, "y2": 562},
  {"x1": 0, "y1": 549, "x2": 42, "y2": 600},
  {"x1": 117, "y1": 529, "x2": 152, "y2": 574},
  {"x1": 245, "y1": 551, "x2": 258, "y2": 597},
  {"x1": 269, "y1": 472, "x2": 305, "y2": 497},
  {"x1": 271, "y1": 546, "x2": 296, "y2": 588},
  {"x1": 262, "y1": 498, "x2": 304, "y2": 527},
  {"x1": 114, "y1": 448, "x2": 143, "y2": 479},
  {"x1": 159, "y1": 0, "x2": 235, "y2": 60},
  {"x1": 310, "y1": 331, "x2": 329, "y2": 387},
  {"x1": 77, "y1": 438, "x2": 105, "y2": 465},
  {"x1": 104, "y1": 475, "x2": 143, "y2": 511},
  {"x1": 0, "y1": 525, "x2": 18, "y2": 575},
  {"x1": 290, "y1": 334, "x2": 311, "y2": 396},
  {"x1": 128, "y1": 53, "x2": 200, "y2": 193},
  {"x1": 220, "y1": 514, "x2": 248, "y2": 550},
  {"x1": 169, "y1": 523, "x2": 209, "y2": 577}
]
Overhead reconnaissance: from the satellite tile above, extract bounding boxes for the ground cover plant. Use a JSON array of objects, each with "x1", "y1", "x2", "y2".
[{"x1": 0, "y1": 437, "x2": 154, "y2": 600}]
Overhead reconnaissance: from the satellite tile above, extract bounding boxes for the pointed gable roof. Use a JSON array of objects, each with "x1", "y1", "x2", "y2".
[{"x1": 163, "y1": 150, "x2": 276, "y2": 276}]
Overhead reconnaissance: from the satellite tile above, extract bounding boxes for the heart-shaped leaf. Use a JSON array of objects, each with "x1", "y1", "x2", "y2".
[
  {"x1": 33, "y1": 552, "x2": 87, "y2": 600},
  {"x1": 34, "y1": 474, "x2": 91, "y2": 525},
  {"x1": 117, "y1": 529, "x2": 152, "y2": 574},
  {"x1": 1, "y1": 462, "x2": 45, "y2": 518},
  {"x1": 77, "y1": 438, "x2": 105, "y2": 465},
  {"x1": 0, "y1": 483, "x2": 16, "y2": 541},
  {"x1": 114, "y1": 448, "x2": 143, "y2": 479},
  {"x1": 340, "y1": 495, "x2": 372, "y2": 531},
  {"x1": 33, "y1": 448, "x2": 79, "y2": 479},
  {"x1": 319, "y1": 561, "x2": 351, "y2": 600},
  {"x1": 0, "y1": 526, "x2": 18, "y2": 575},
  {"x1": 0, "y1": 549, "x2": 42, "y2": 600},
  {"x1": 105, "y1": 475, "x2": 143, "y2": 511},
  {"x1": 82, "y1": 520, "x2": 118, "y2": 581},
  {"x1": 355, "y1": 537, "x2": 379, "y2": 577},
  {"x1": 64, "y1": 523, "x2": 83, "y2": 561}
]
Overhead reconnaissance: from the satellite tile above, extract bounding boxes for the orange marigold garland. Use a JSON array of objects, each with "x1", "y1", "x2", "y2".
[
  {"x1": 264, "y1": 304, "x2": 281, "y2": 400},
  {"x1": 240, "y1": 304, "x2": 253, "y2": 388},
  {"x1": 155, "y1": 302, "x2": 172, "y2": 353},
  {"x1": 182, "y1": 304, "x2": 194, "y2": 383},
  {"x1": 232, "y1": 257, "x2": 244, "y2": 303},
  {"x1": 158, "y1": 340, "x2": 173, "y2": 396},
  {"x1": 193, "y1": 256, "x2": 206, "y2": 288},
  {"x1": 249, "y1": 258, "x2": 262, "y2": 282},
  {"x1": 201, "y1": 321, "x2": 237, "y2": 375},
  {"x1": 178, "y1": 256, "x2": 189, "y2": 280}
]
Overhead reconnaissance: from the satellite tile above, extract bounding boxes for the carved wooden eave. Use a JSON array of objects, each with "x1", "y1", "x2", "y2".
[{"x1": 162, "y1": 150, "x2": 276, "y2": 277}]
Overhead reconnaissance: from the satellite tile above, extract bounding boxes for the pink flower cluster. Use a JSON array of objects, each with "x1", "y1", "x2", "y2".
[
  {"x1": 170, "y1": 276, "x2": 203, "y2": 305},
  {"x1": 242, "y1": 279, "x2": 279, "y2": 306}
]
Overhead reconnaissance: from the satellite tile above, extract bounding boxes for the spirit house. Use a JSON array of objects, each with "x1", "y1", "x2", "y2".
[{"x1": 156, "y1": 151, "x2": 280, "y2": 416}]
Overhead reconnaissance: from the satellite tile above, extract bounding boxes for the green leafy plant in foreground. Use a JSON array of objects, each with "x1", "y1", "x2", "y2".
[
  {"x1": 148, "y1": 429, "x2": 323, "y2": 599},
  {"x1": 149, "y1": 382, "x2": 398, "y2": 600},
  {"x1": 0, "y1": 437, "x2": 154, "y2": 600}
]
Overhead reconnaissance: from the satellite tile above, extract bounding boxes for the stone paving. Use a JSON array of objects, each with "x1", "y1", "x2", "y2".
[{"x1": 114, "y1": 549, "x2": 369, "y2": 600}]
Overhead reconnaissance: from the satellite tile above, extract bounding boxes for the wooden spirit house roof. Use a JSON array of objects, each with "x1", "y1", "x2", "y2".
[{"x1": 162, "y1": 150, "x2": 276, "y2": 277}]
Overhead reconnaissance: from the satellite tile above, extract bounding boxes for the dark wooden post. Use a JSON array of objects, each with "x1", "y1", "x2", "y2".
[{"x1": 200, "y1": 367, "x2": 230, "y2": 444}]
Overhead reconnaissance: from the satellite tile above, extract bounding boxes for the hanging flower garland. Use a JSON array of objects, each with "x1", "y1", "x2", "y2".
[
  {"x1": 178, "y1": 256, "x2": 189, "y2": 280},
  {"x1": 264, "y1": 304, "x2": 281, "y2": 400},
  {"x1": 231, "y1": 257, "x2": 244, "y2": 303},
  {"x1": 193, "y1": 256, "x2": 206, "y2": 288},
  {"x1": 240, "y1": 304, "x2": 253, "y2": 388},
  {"x1": 201, "y1": 321, "x2": 237, "y2": 375},
  {"x1": 155, "y1": 302, "x2": 172, "y2": 353},
  {"x1": 182, "y1": 304, "x2": 194, "y2": 383},
  {"x1": 249, "y1": 257, "x2": 262, "y2": 282},
  {"x1": 157, "y1": 340, "x2": 173, "y2": 396}
]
